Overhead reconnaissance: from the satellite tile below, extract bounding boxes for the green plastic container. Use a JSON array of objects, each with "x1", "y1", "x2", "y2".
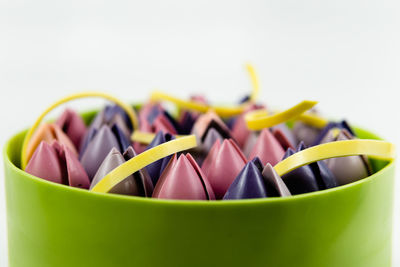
[{"x1": 3, "y1": 117, "x2": 395, "y2": 267}]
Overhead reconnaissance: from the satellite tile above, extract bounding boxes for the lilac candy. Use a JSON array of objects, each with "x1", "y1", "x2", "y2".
[
  {"x1": 80, "y1": 125, "x2": 122, "y2": 180},
  {"x1": 90, "y1": 146, "x2": 153, "y2": 196}
]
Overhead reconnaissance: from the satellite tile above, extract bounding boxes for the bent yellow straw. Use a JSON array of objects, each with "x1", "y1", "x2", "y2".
[
  {"x1": 131, "y1": 131, "x2": 187, "y2": 145},
  {"x1": 246, "y1": 63, "x2": 259, "y2": 103},
  {"x1": 21, "y1": 91, "x2": 139, "y2": 169},
  {"x1": 274, "y1": 139, "x2": 395, "y2": 177},
  {"x1": 245, "y1": 100, "x2": 318, "y2": 130},
  {"x1": 149, "y1": 64, "x2": 261, "y2": 118},
  {"x1": 91, "y1": 135, "x2": 197, "y2": 193},
  {"x1": 150, "y1": 91, "x2": 246, "y2": 118}
]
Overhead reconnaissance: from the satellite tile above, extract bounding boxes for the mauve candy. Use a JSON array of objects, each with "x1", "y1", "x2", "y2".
[
  {"x1": 281, "y1": 145, "x2": 319, "y2": 195},
  {"x1": 53, "y1": 142, "x2": 91, "y2": 189},
  {"x1": 55, "y1": 108, "x2": 87, "y2": 149},
  {"x1": 26, "y1": 141, "x2": 63, "y2": 184},
  {"x1": 231, "y1": 114, "x2": 251, "y2": 148},
  {"x1": 202, "y1": 128, "x2": 224, "y2": 152},
  {"x1": 273, "y1": 123, "x2": 297, "y2": 148},
  {"x1": 223, "y1": 157, "x2": 267, "y2": 200},
  {"x1": 152, "y1": 114, "x2": 177, "y2": 135},
  {"x1": 153, "y1": 154, "x2": 215, "y2": 200},
  {"x1": 202, "y1": 139, "x2": 247, "y2": 199},
  {"x1": 90, "y1": 147, "x2": 153, "y2": 196},
  {"x1": 26, "y1": 123, "x2": 78, "y2": 163},
  {"x1": 231, "y1": 104, "x2": 264, "y2": 148},
  {"x1": 273, "y1": 128, "x2": 295, "y2": 151},
  {"x1": 292, "y1": 122, "x2": 321, "y2": 147},
  {"x1": 262, "y1": 163, "x2": 291, "y2": 197},
  {"x1": 145, "y1": 131, "x2": 175, "y2": 186},
  {"x1": 80, "y1": 125, "x2": 120, "y2": 180},
  {"x1": 243, "y1": 132, "x2": 259, "y2": 157},
  {"x1": 248, "y1": 128, "x2": 285, "y2": 166},
  {"x1": 324, "y1": 130, "x2": 372, "y2": 185},
  {"x1": 26, "y1": 141, "x2": 90, "y2": 189}
]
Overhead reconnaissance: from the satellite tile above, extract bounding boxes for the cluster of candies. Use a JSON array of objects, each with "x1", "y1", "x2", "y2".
[{"x1": 23, "y1": 91, "x2": 373, "y2": 201}]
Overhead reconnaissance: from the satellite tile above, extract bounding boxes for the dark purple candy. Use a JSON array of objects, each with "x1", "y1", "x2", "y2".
[
  {"x1": 105, "y1": 105, "x2": 133, "y2": 130},
  {"x1": 111, "y1": 124, "x2": 131, "y2": 152},
  {"x1": 296, "y1": 142, "x2": 337, "y2": 190},
  {"x1": 223, "y1": 157, "x2": 267, "y2": 200},
  {"x1": 281, "y1": 144, "x2": 319, "y2": 195},
  {"x1": 225, "y1": 117, "x2": 237, "y2": 130},
  {"x1": 310, "y1": 161, "x2": 337, "y2": 190},
  {"x1": 145, "y1": 131, "x2": 175, "y2": 186},
  {"x1": 179, "y1": 112, "x2": 196, "y2": 134},
  {"x1": 239, "y1": 95, "x2": 251, "y2": 104}
]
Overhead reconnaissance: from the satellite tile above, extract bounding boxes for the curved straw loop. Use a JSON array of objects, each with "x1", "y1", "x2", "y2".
[
  {"x1": 131, "y1": 131, "x2": 187, "y2": 145},
  {"x1": 131, "y1": 131, "x2": 159, "y2": 145},
  {"x1": 245, "y1": 100, "x2": 318, "y2": 130},
  {"x1": 274, "y1": 139, "x2": 395, "y2": 177},
  {"x1": 21, "y1": 91, "x2": 139, "y2": 169},
  {"x1": 150, "y1": 91, "x2": 246, "y2": 118},
  {"x1": 296, "y1": 112, "x2": 328, "y2": 129},
  {"x1": 148, "y1": 63, "x2": 261, "y2": 118},
  {"x1": 91, "y1": 135, "x2": 197, "y2": 193},
  {"x1": 246, "y1": 63, "x2": 259, "y2": 102}
]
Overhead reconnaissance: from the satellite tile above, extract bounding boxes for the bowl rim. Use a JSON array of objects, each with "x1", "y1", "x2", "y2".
[{"x1": 3, "y1": 123, "x2": 395, "y2": 207}]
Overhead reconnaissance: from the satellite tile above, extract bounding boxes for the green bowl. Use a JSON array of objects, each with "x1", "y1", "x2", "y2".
[{"x1": 3, "y1": 116, "x2": 395, "y2": 267}]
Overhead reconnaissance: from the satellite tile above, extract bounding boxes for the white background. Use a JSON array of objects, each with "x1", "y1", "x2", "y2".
[{"x1": 0, "y1": 0, "x2": 399, "y2": 266}]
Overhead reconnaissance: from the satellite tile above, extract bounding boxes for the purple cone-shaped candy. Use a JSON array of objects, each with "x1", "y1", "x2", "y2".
[
  {"x1": 90, "y1": 146, "x2": 153, "y2": 196},
  {"x1": 281, "y1": 144, "x2": 319, "y2": 195},
  {"x1": 223, "y1": 157, "x2": 267, "y2": 200},
  {"x1": 104, "y1": 104, "x2": 133, "y2": 130},
  {"x1": 296, "y1": 142, "x2": 337, "y2": 190},
  {"x1": 292, "y1": 122, "x2": 321, "y2": 147},
  {"x1": 80, "y1": 125, "x2": 120, "y2": 180},
  {"x1": 80, "y1": 105, "x2": 132, "y2": 156},
  {"x1": 145, "y1": 131, "x2": 175, "y2": 186},
  {"x1": 178, "y1": 111, "x2": 196, "y2": 134},
  {"x1": 79, "y1": 127, "x2": 97, "y2": 159}
]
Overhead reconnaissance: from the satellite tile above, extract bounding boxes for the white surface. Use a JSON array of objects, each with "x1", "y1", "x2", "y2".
[{"x1": 0, "y1": 0, "x2": 399, "y2": 266}]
